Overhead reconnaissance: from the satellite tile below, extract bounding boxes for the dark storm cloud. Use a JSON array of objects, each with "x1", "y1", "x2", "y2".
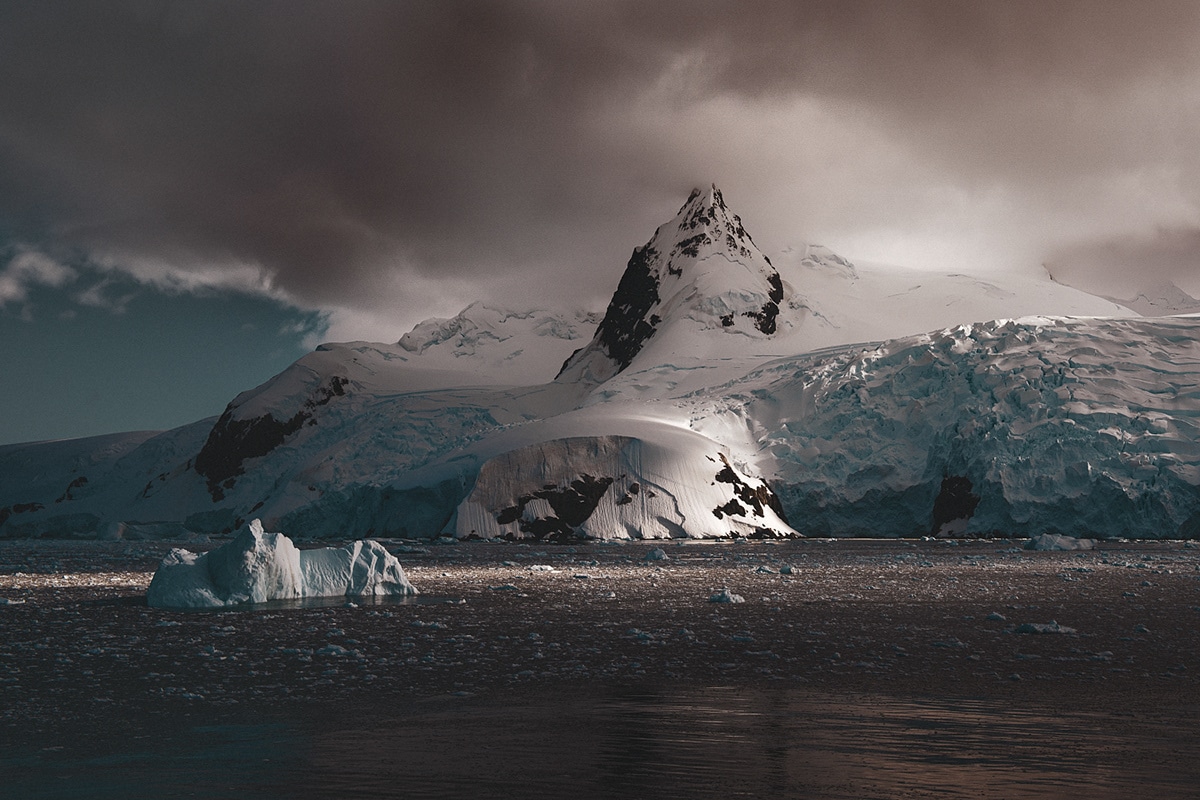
[{"x1": 2, "y1": 1, "x2": 1199, "y2": 331}]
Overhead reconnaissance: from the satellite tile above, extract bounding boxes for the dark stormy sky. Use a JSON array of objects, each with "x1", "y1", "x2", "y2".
[{"x1": 3, "y1": 1, "x2": 1200, "y2": 442}]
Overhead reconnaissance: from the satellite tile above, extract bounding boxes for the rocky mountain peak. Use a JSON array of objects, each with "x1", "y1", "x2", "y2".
[{"x1": 556, "y1": 184, "x2": 786, "y2": 384}]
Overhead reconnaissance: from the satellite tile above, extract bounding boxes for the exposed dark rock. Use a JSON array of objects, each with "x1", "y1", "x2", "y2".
[
  {"x1": 713, "y1": 499, "x2": 747, "y2": 519},
  {"x1": 557, "y1": 244, "x2": 661, "y2": 378},
  {"x1": 743, "y1": 301, "x2": 780, "y2": 335},
  {"x1": 55, "y1": 476, "x2": 88, "y2": 504},
  {"x1": 673, "y1": 233, "x2": 710, "y2": 259},
  {"x1": 714, "y1": 454, "x2": 789, "y2": 523},
  {"x1": 494, "y1": 474, "x2": 615, "y2": 541},
  {"x1": 767, "y1": 272, "x2": 784, "y2": 304},
  {"x1": 194, "y1": 375, "x2": 349, "y2": 501}
]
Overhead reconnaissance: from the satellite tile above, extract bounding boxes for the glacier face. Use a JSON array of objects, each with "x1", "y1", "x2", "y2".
[
  {"x1": 4, "y1": 185, "x2": 1198, "y2": 542},
  {"x1": 714, "y1": 316, "x2": 1200, "y2": 538}
]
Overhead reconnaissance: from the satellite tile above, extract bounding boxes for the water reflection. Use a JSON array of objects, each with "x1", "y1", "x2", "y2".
[
  {"x1": 6, "y1": 686, "x2": 1196, "y2": 799},
  {"x1": 289, "y1": 686, "x2": 1198, "y2": 799}
]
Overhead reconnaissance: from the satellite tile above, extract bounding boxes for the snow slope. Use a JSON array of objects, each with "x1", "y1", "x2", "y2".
[
  {"x1": 5, "y1": 185, "x2": 1198, "y2": 542},
  {"x1": 398, "y1": 302, "x2": 601, "y2": 384}
]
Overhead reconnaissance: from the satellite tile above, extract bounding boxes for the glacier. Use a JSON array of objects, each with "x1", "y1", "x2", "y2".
[{"x1": 3, "y1": 184, "x2": 1198, "y2": 542}]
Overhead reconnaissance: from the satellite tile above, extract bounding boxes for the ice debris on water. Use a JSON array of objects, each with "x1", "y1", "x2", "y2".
[
  {"x1": 709, "y1": 588, "x2": 745, "y2": 603},
  {"x1": 1025, "y1": 534, "x2": 1095, "y2": 551},
  {"x1": 644, "y1": 548, "x2": 669, "y2": 562},
  {"x1": 1014, "y1": 621, "x2": 1076, "y2": 635},
  {"x1": 146, "y1": 520, "x2": 418, "y2": 609}
]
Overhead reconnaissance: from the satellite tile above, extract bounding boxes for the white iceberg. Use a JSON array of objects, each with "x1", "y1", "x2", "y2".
[
  {"x1": 1024, "y1": 533, "x2": 1095, "y2": 551},
  {"x1": 147, "y1": 519, "x2": 418, "y2": 608}
]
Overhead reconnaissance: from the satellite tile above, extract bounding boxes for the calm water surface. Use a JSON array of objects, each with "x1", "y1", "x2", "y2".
[{"x1": 7, "y1": 685, "x2": 1197, "y2": 799}]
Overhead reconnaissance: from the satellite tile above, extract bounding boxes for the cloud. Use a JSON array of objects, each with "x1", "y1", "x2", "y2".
[
  {"x1": 1047, "y1": 226, "x2": 1200, "y2": 298},
  {"x1": 74, "y1": 278, "x2": 138, "y2": 314},
  {"x1": 2, "y1": 1, "x2": 1200, "y2": 336},
  {"x1": 0, "y1": 248, "x2": 77, "y2": 307}
]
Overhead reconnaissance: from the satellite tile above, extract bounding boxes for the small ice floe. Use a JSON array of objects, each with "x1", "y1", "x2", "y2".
[
  {"x1": 644, "y1": 548, "x2": 669, "y2": 562},
  {"x1": 779, "y1": 565, "x2": 795, "y2": 575},
  {"x1": 755, "y1": 565, "x2": 776, "y2": 574},
  {"x1": 146, "y1": 520, "x2": 418, "y2": 609},
  {"x1": 0, "y1": 598, "x2": 25, "y2": 605},
  {"x1": 931, "y1": 638, "x2": 968, "y2": 649},
  {"x1": 1025, "y1": 534, "x2": 1094, "y2": 551},
  {"x1": 528, "y1": 564, "x2": 556, "y2": 572},
  {"x1": 986, "y1": 611, "x2": 1007, "y2": 622},
  {"x1": 709, "y1": 588, "x2": 745, "y2": 604},
  {"x1": 1014, "y1": 620, "x2": 1076, "y2": 635}
]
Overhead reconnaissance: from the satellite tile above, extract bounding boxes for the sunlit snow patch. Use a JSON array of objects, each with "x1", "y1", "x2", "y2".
[
  {"x1": 146, "y1": 520, "x2": 417, "y2": 608},
  {"x1": 454, "y1": 433, "x2": 796, "y2": 541}
]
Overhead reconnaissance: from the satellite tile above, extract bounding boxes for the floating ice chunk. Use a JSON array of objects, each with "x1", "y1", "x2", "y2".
[
  {"x1": 146, "y1": 520, "x2": 417, "y2": 608},
  {"x1": 1014, "y1": 621, "x2": 1076, "y2": 635},
  {"x1": 1025, "y1": 534, "x2": 1095, "y2": 551},
  {"x1": 709, "y1": 588, "x2": 745, "y2": 603},
  {"x1": 644, "y1": 548, "x2": 669, "y2": 562}
]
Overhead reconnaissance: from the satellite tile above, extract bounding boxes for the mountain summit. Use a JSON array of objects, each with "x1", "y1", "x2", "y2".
[{"x1": 557, "y1": 184, "x2": 785, "y2": 383}]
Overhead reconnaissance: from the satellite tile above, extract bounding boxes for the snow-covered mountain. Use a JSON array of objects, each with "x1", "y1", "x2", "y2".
[
  {"x1": 5, "y1": 185, "x2": 1199, "y2": 542},
  {"x1": 557, "y1": 185, "x2": 787, "y2": 383}
]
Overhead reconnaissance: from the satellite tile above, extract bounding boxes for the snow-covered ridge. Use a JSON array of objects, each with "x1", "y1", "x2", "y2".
[
  {"x1": 1104, "y1": 281, "x2": 1200, "y2": 316},
  {"x1": 398, "y1": 302, "x2": 600, "y2": 369}
]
